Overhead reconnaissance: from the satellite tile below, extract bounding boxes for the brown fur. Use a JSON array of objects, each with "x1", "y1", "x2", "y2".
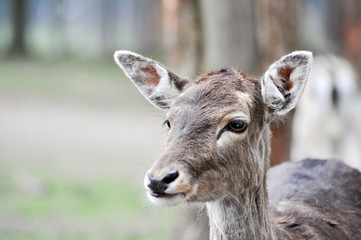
[{"x1": 140, "y1": 65, "x2": 160, "y2": 86}]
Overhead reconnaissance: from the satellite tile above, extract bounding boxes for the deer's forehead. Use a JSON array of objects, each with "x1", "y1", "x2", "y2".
[{"x1": 168, "y1": 80, "x2": 253, "y2": 121}]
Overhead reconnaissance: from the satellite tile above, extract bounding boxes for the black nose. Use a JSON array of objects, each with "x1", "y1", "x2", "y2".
[{"x1": 147, "y1": 171, "x2": 179, "y2": 196}]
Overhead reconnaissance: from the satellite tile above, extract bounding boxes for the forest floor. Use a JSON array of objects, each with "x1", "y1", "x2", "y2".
[{"x1": 0, "y1": 59, "x2": 176, "y2": 240}]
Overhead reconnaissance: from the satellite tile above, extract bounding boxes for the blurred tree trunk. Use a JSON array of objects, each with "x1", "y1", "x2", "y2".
[
  {"x1": 201, "y1": 0, "x2": 258, "y2": 73},
  {"x1": 256, "y1": 0, "x2": 300, "y2": 69},
  {"x1": 9, "y1": 0, "x2": 27, "y2": 56},
  {"x1": 256, "y1": 0, "x2": 301, "y2": 166},
  {"x1": 339, "y1": 0, "x2": 361, "y2": 78},
  {"x1": 163, "y1": 0, "x2": 204, "y2": 77}
]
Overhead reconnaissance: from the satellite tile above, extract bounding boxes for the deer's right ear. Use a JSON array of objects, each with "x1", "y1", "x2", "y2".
[{"x1": 114, "y1": 50, "x2": 189, "y2": 110}]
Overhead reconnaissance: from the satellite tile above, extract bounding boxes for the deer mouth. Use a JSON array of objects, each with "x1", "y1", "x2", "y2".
[
  {"x1": 147, "y1": 191, "x2": 186, "y2": 206},
  {"x1": 150, "y1": 191, "x2": 185, "y2": 198}
]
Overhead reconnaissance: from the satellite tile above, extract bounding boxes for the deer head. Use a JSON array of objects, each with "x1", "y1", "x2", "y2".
[{"x1": 114, "y1": 50, "x2": 312, "y2": 207}]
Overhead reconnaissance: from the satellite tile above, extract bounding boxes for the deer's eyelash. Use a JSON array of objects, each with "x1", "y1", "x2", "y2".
[{"x1": 163, "y1": 120, "x2": 171, "y2": 129}]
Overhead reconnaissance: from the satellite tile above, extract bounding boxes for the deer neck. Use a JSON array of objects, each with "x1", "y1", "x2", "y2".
[
  {"x1": 206, "y1": 128, "x2": 275, "y2": 240},
  {"x1": 206, "y1": 183, "x2": 275, "y2": 240}
]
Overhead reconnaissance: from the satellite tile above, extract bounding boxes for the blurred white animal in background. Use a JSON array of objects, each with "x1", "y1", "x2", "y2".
[{"x1": 291, "y1": 54, "x2": 361, "y2": 170}]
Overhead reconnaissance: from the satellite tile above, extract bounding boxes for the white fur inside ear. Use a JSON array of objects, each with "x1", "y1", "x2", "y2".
[
  {"x1": 261, "y1": 68, "x2": 285, "y2": 112},
  {"x1": 149, "y1": 70, "x2": 181, "y2": 108},
  {"x1": 262, "y1": 51, "x2": 313, "y2": 116}
]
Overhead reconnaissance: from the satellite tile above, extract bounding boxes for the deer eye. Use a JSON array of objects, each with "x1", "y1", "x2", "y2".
[
  {"x1": 227, "y1": 119, "x2": 248, "y2": 133},
  {"x1": 163, "y1": 120, "x2": 171, "y2": 129}
]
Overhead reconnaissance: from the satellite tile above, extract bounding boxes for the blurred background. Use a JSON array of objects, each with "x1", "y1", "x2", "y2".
[{"x1": 0, "y1": 0, "x2": 360, "y2": 239}]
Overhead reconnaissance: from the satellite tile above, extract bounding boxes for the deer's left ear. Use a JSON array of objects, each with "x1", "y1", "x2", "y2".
[{"x1": 261, "y1": 51, "x2": 313, "y2": 118}]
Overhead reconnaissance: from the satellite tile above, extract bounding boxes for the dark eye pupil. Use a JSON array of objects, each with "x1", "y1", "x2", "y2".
[{"x1": 228, "y1": 120, "x2": 247, "y2": 132}]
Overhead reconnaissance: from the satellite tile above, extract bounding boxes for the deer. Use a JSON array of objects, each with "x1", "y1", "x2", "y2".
[{"x1": 114, "y1": 50, "x2": 361, "y2": 240}]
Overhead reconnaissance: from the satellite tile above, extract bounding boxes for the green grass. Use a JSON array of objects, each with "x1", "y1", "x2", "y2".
[
  {"x1": 0, "y1": 169, "x2": 174, "y2": 240},
  {"x1": 10, "y1": 178, "x2": 138, "y2": 217}
]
